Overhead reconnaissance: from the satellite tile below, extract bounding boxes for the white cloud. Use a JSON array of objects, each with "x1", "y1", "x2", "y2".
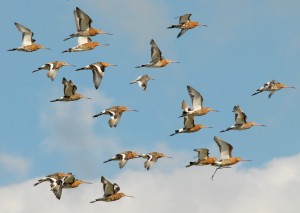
[
  {"x1": 0, "y1": 153, "x2": 31, "y2": 177},
  {"x1": 40, "y1": 89, "x2": 117, "y2": 155},
  {"x1": 0, "y1": 153, "x2": 299, "y2": 213}
]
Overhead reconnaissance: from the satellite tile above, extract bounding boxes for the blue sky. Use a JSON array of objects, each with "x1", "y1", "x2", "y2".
[{"x1": 1, "y1": 0, "x2": 300, "y2": 212}]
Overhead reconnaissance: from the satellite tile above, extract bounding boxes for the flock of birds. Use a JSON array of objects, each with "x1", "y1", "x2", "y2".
[{"x1": 9, "y1": 6, "x2": 296, "y2": 202}]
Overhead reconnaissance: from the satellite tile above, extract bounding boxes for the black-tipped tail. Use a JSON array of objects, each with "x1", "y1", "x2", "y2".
[
  {"x1": 93, "y1": 113, "x2": 102, "y2": 118},
  {"x1": 251, "y1": 91, "x2": 262, "y2": 96},
  {"x1": 185, "y1": 162, "x2": 195, "y2": 168},
  {"x1": 170, "y1": 130, "x2": 179, "y2": 136},
  {"x1": 50, "y1": 99, "x2": 59, "y2": 102},
  {"x1": 75, "y1": 67, "x2": 85, "y2": 71},
  {"x1": 103, "y1": 159, "x2": 112, "y2": 164},
  {"x1": 7, "y1": 48, "x2": 17, "y2": 51},
  {"x1": 167, "y1": 25, "x2": 180, "y2": 29}
]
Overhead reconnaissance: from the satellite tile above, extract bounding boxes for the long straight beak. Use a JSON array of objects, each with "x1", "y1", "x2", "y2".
[
  {"x1": 255, "y1": 123, "x2": 266, "y2": 127},
  {"x1": 169, "y1": 60, "x2": 180, "y2": 64},
  {"x1": 127, "y1": 109, "x2": 138, "y2": 112},
  {"x1": 108, "y1": 64, "x2": 117, "y2": 67},
  {"x1": 102, "y1": 31, "x2": 113, "y2": 35},
  {"x1": 83, "y1": 96, "x2": 92, "y2": 100},
  {"x1": 80, "y1": 180, "x2": 92, "y2": 184},
  {"x1": 212, "y1": 109, "x2": 219, "y2": 112}
]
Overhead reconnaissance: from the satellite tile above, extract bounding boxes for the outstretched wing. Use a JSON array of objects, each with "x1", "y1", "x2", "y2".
[
  {"x1": 183, "y1": 115, "x2": 195, "y2": 129},
  {"x1": 194, "y1": 148, "x2": 209, "y2": 160},
  {"x1": 74, "y1": 7, "x2": 92, "y2": 31},
  {"x1": 108, "y1": 113, "x2": 123, "y2": 127},
  {"x1": 15, "y1": 22, "x2": 34, "y2": 46},
  {"x1": 214, "y1": 136, "x2": 233, "y2": 159},
  {"x1": 233, "y1": 105, "x2": 247, "y2": 125},
  {"x1": 187, "y1": 85, "x2": 203, "y2": 110},
  {"x1": 179, "y1": 14, "x2": 192, "y2": 24},
  {"x1": 101, "y1": 176, "x2": 120, "y2": 197},
  {"x1": 150, "y1": 39, "x2": 163, "y2": 63}
]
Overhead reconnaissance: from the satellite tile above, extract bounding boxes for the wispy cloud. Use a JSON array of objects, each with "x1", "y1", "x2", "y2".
[
  {"x1": 0, "y1": 153, "x2": 31, "y2": 178},
  {"x1": 1, "y1": 153, "x2": 299, "y2": 213}
]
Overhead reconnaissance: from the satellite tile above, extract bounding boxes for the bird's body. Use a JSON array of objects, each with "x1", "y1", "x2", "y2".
[
  {"x1": 103, "y1": 151, "x2": 141, "y2": 168},
  {"x1": 170, "y1": 115, "x2": 211, "y2": 136},
  {"x1": 211, "y1": 136, "x2": 250, "y2": 180},
  {"x1": 50, "y1": 77, "x2": 91, "y2": 102},
  {"x1": 34, "y1": 172, "x2": 71, "y2": 187},
  {"x1": 139, "y1": 152, "x2": 172, "y2": 170},
  {"x1": 220, "y1": 105, "x2": 265, "y2": 133},
  {"x1": 180, "y1": 85, "x2": 218, "y2": 117},
  {"x1": 64, "y1": 7, "x2": 112, "y2": 41},
  {"x1": 130, "y1": 74, "x2": 154, "y2": 91},
  {"x1": 167, "y1": 14, "x2": 207, "y2": 38},
  {"x1": 186, "y1": 148, "x2": 217, "y2": 168},
  {"x1": 8, "y1": 22, "x2": 50, "y2": 52},
  {"x1": 75, "y1": 62, "x2": 116, "y2": 89},
  {"x1": 92, "y1": 193, "x2": 131, "y2": 202},
  {"x1": 252, "y1": 80, "x2": 296, "y2": 98},
  {"x1": 90, "y1": 176, "x2": 133, "y2": 203},
  {"x1": 34, "y1": 172, "x2": 91, "y2": 199},
  {"x1": 135, "y1": 39, "x2": 178, "y2": 68},
  {"x1": 62, "y1": 36, "x2": 104, "y2": 53},
  {"x1": 93, "y1": 106, "x2": 137, "y2": 127},
  {"x1": 32, "y1": 61, "x2": 73, "y2": 81}
]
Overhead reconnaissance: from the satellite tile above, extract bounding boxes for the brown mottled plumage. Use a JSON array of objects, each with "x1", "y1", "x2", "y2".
[
  {"x1": 75, "y1": 62, "x2": 116, "y2": 89},
  {"x1": 34, "y1": 172, "x2": 91, "y2": 199},
  {"x1": 8, "y1": 22, "x2": 50, "y2": 52},
  {"x1": 211, "y1": 137, "x2": 251, "y2": 180},
  {"x1": 90, "y1": 176, "x2": 133, "y2": 203},
  {"x1": 167, "y1": 14, "x2": 207, "y2": 38},
  {"x1": 186, "y1": 148, "x2": 217, "y2": 168},
  {"x1": 170, "y1": 115, "x2": 212, "y2": 136},
  {"x1": 135, "y1": 39, "x2": 178, "y2": 68},
  {"x1": 62, "y1": 36, "x2": 106, "y2": 53},
  {"x1": 139, "y1": 152, "x2": 172, "y2": 170},
  {"x1": 130, "y1": 74, "x2": 154, "y2": 91},
  {"x1": 50, "y1": 77, "x2": 91, "y2": 102},
  {"x1": 220, "y1": 105, "x2": 265, "y2": 133},
  {"x1": 32, "y1": 61, "x2": 74, "y2": 81},
  {"x1": 64, "y1": 7, "x2": 112, "y2": 41},
  {"x1": 103, "y1": 151, "x2": 141, "y2": 168},
  {"x1": 180, "y1": 85, "x2": 218, "y2": 117},
  {"x1": 252, "y1": 80, "x2": 296, "y2": 98},
  {"x1": 93, "y1": 106, "x2": 138, "y2": 127}
]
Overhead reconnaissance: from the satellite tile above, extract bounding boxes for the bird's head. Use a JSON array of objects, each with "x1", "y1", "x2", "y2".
[{"x1": 100, "y1": 62, "x2": 117, "y2": 67}]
